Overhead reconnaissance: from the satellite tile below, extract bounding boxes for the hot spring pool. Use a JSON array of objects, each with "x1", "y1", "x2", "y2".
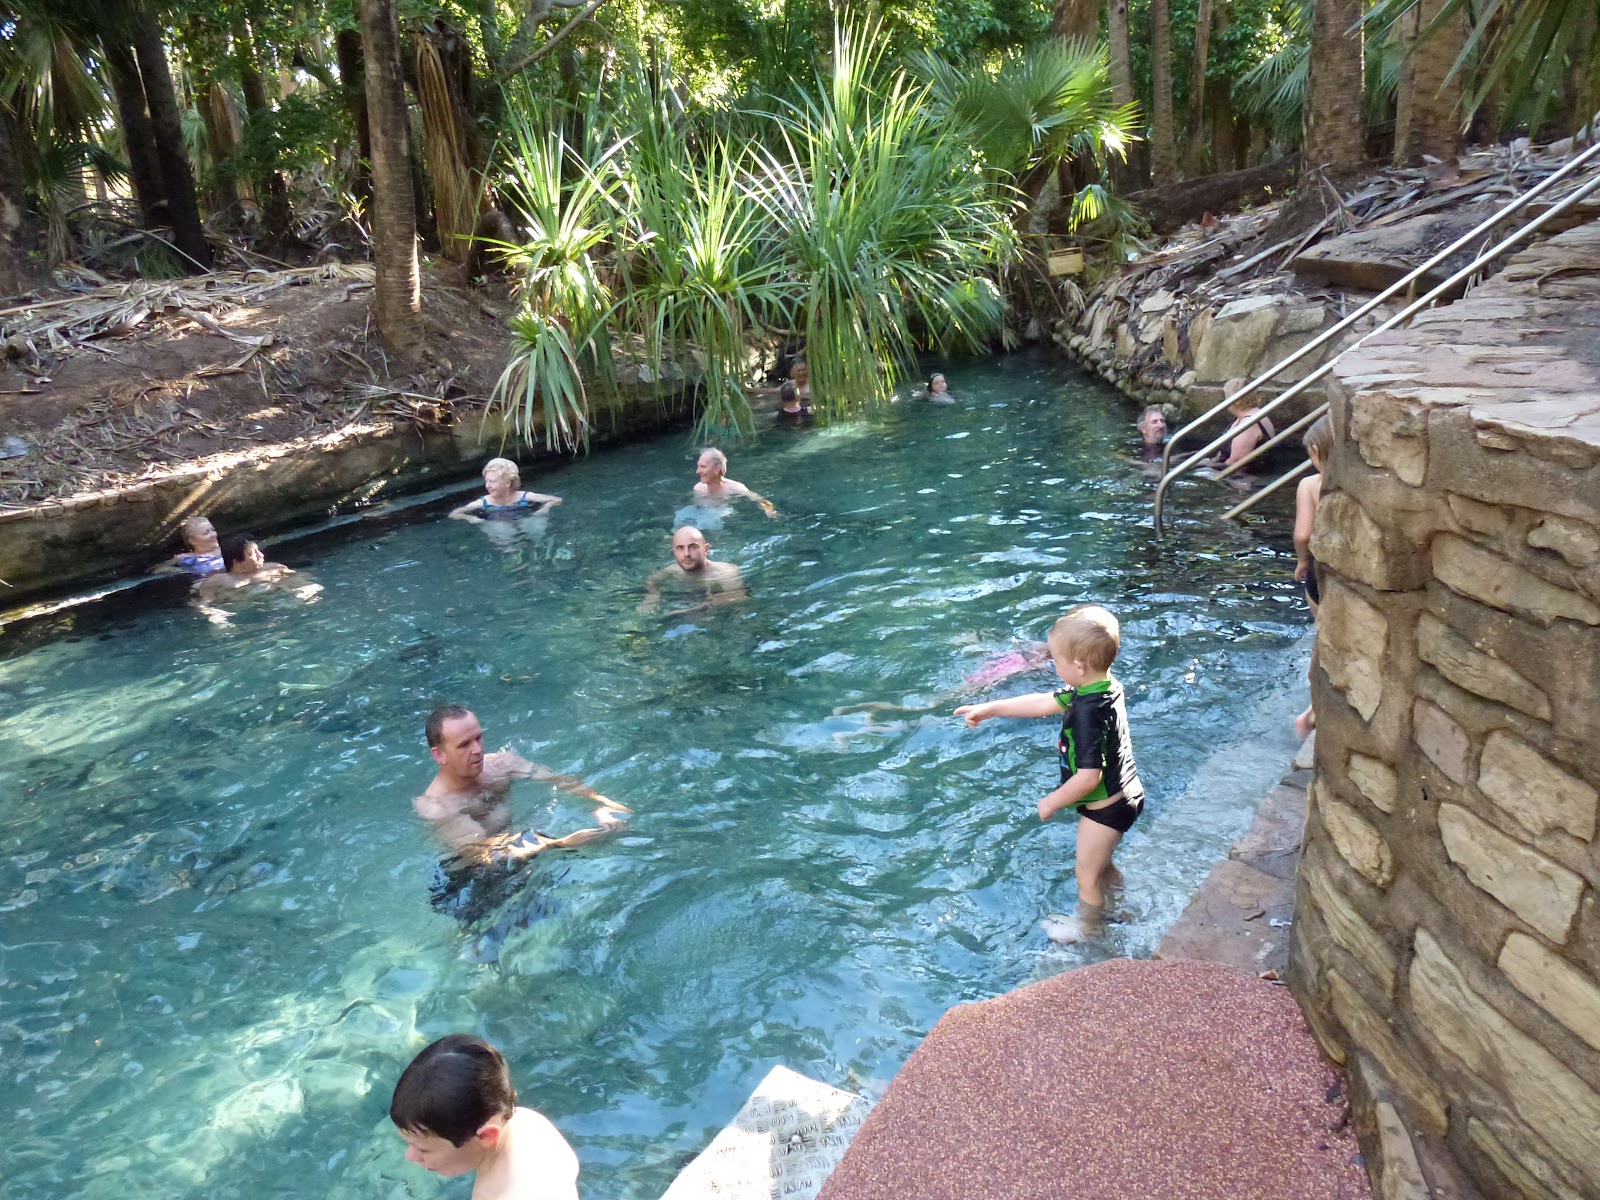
[{"x1": 0, "y1": 354, "x2": 1309, "y2": 1199}]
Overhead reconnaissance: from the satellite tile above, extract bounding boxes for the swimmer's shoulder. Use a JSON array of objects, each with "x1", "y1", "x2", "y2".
[{"x1": 494, "y1": 1108, "x2": 579, "y2": 1200}]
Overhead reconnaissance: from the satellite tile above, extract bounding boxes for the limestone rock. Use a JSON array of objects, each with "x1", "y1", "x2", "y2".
[
  {"x1": 1326, "y1": 969, "x2": 1448, "y2": 1136},
  {"x1": 1467, "y1": 1117, "x2": 1586, "y2": 1200},
  {"x1": 1410, "y1": 928, "x2": 1600, "y2": 1193},
  {"x1": 1348, "y1": 753, "x2": 1398, "y2": 814},
  {"x1": 1437, "y1": 803, "x2": 1584, "y2": 942},
  {"x1": 1498, "y1": 932, "x2": 1600, "y2": 1054},
  {"x1": 1477, "y1": 730, "x2": 1597, "y2": 841},
  {"x1": 1301, "y1": 844, "x2": 1398, "y2": 994},
  {"x1": 1417, "y1": 613, "x2": 1551, "y2": 721},
  {"x1": 1318, "y1": 781, "x2": 1395, "y2": 887},
  {"x1": 1192, "y1": 294, "x2": 1282, "y2": 383},
  {"x1": 1350, "y1": 393, "x2": 1428, "y2": 486},
  {"x1": 1311, "y1": 493, "x2": 1392, "y2": 592},
  {"x1": 1375, "y1": 1102, "x2": 1431, "y2": 1200},
  {"x1": 1527, "y1": 515, "x2": 1600, "y2": 568},
  {"x1": 1447, "y1": 493, "x2": 1511, "y2": 539},
  {"x1": 1433, "y1": 533, "x2": 1600, "y2": 626},
  {"x1": 1292, "y1": 210, "x2": 1486, "y2": 293},
  {"x1": 1413, "y1": 699, "x2": 1472, "y2": 785},
  {"x1": 1320, "y1": 582, "x2": 1388, "y2": 721}
]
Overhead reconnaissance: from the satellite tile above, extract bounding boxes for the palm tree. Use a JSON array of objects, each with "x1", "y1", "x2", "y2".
[
  {"x1": 1150, "y1": 0, "x2": 1176, "y2": 183},
  {"x1": 358, "y1": 0, "x2": 421, "y2": 355},
  {"x1": 1107, "y1": 0, "x2": 1134, "y2": 108},
  {"x1": 128, "y1": 3, "x2": 209, "y2": 268},
  {"x1": 1051, "y1": 0, "x2": 1098, "y2": 41},
  {"x1": 1304, "y1": 0, "x2": 1366, "y2": 174},
  {"x1": 1393, "y1": 0, "x2": 1465, "y2": 163}
]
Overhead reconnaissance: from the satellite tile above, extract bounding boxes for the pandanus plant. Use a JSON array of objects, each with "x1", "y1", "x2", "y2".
[{"x1": 489, "y1": 21, "x2": 1023, "y2": 446}]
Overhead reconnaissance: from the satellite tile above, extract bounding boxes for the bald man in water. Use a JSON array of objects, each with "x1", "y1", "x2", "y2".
[{"x1": 640, "y1": 525, "x2": 747, "y2": 614}]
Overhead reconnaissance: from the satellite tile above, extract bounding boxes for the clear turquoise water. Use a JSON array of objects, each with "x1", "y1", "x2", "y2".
[{"x1": 0, "y1": 355, "x2": 1308, "y2": 1200}]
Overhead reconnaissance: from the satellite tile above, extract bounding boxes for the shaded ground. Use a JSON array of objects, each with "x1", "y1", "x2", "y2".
[
  {"x1": 819, "y1": 957, "x2": 1368, "y2": 1200},
  {"x1": 0, "y1": 266, "x2": 514, "y2": 506}
]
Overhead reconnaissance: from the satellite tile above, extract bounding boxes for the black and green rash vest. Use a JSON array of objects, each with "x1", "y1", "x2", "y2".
[{"x1": 1054, "y1": 676, "x2": 1145, "y2": 809}]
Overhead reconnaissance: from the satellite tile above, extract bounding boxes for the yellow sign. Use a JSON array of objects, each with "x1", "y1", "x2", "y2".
[{"x1": 1047, "y1": 248, "x2": 1084, "y2": 276}]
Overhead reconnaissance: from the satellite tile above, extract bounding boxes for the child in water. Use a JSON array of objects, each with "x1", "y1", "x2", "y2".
[
  {"x1": 924, "y1": 372, "x2": 955, "y2": 404},
  {"x1": 1293, "y1": 415, "x2": 1333, "y2": 738},
  {"x1": 392, "y1": 1034, "x2": 580, "y2": 1200},
  {"x1": 956, "y1": 605, "x2": 1145, "y2": 942},
  {"x1": 450, "y1": 458, "x2": 563, "y2": 522}
]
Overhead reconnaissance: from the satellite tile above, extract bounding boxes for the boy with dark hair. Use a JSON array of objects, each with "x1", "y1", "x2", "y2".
[
  {"x1": 392, "y1": 1034, "x2": 579, "y2": 1200},
  {"x1": 956, "y1": 604, "x2": 1145, "y2": 942}
]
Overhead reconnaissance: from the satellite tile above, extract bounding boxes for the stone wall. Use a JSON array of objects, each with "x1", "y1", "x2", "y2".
[
  {"x1": 0, "y1": 383, "x2": 692, "y2": 608},
  {"x1": 1290, "y1": 220, "x2": 1600, "y2": 1199}
]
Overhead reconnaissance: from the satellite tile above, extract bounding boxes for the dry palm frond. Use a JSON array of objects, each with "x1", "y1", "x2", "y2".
[
  {"x1": 0, "y1": 265, "x2": 375, "y2": 358},
  {"x1": 416, "y1": 34, "x2": 481, "y2": 263}
]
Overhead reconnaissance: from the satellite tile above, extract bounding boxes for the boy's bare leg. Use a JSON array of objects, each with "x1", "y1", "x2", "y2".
[
  {"x1": 1075, "y1": 819, "x2": 1122, "y2": 907},
  {"x1": 1042, "y1": 820, "x2": 1123, "y2": 943}
]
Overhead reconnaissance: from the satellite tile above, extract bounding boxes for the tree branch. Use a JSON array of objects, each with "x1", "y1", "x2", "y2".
[{"x1": 503, "y1": 0, "x2": 610, "y2": 75}]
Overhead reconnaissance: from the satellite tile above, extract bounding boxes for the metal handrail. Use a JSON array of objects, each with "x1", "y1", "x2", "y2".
[{"x1": 1152, "y1": 138, "x2": 1600, "y2": 532}]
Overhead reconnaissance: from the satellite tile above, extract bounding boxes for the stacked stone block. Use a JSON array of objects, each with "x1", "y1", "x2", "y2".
[{"x1": 1290, "y1": 220, "x2": 1600, "y2": 1200}]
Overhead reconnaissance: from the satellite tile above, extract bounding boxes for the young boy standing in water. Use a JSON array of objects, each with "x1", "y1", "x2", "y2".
[
  {"x1": 392, "y1": 1034, "x2": 580, "y2": 1200},
  {"x1": 956, "y1": 605, "x2": 1144, "y2": 942}
]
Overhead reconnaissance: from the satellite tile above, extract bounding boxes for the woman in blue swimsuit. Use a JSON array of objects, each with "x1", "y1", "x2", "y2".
[{"x1": 448, "y1": 458, "x2": 563, "y2": 522}]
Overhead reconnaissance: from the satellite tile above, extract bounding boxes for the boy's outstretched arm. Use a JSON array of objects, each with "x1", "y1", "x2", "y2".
[
  {"x1": 1039, "y1": 769, "x2": 1102, "y2": 821},
  {"x1": 955, "y1": 692, "x2": 1061, "y2": 726}
]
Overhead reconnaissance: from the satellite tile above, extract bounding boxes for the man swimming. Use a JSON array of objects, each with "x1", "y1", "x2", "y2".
[
  {"x1": 692, "y1": 448, "x2": 776, "y2": 517},
  {"x1": 640, "y1": 525, "x2": 747, "y2": 614},
  {"x1": 417, "y1": 705, "x2": 628, "y2": 927}
]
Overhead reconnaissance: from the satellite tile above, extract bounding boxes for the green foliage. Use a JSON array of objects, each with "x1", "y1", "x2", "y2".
[
  {"x1": 1365, "y1": 0, "x2": 1600, "y2": 137},
  {"x1": 486, "y1": 21, "x2": 1021, "y2": 447},
  {"x1": 910, "y1": 38, "x2": 1136, "y2": 181}
]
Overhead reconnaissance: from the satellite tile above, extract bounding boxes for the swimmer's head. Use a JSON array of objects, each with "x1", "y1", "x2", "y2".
[
  {"x1": 1137, "y1": 407, "x2": 1167, "y2": 444},
  {"x1": 1047, "y1": 605, "x2": 1121, "y2": 676},
  {"x1": 392, "y1": 1034, "x2": 516, "y2": 1176},
  {"x1": 791, "y1": 359, "x2": 809, "y2": 386},
  {"x1": 1303, "y1": 413, "x2": 1333, "y2": 469},
  {"x1": 928, "y1": 373, "x2": 948, "y2": 394},
  {"x1": 221, "y1": 534, "x2": 263, "y2": 573},
  {"x1": 779, "y1": 381, "x2": 799, "y2": 408},
  {"x1": 483, "y1": 458, "x2": 520, "y2": 490},
  {"x1": 696, "y1": 449, "x2": 727, "y2": 483},
  {"x1": 1224, "y1": 380, "x2": 1252, "y2": 413},
  {"x1": 671, "y1": 525, "x2": 709, "y2": 572},
  {"x1": 424, "y1": 705, "x2": 483, "y2": 776},
  {"x1": 181, "y1": 515, "x2": 218, "y2": 552}
]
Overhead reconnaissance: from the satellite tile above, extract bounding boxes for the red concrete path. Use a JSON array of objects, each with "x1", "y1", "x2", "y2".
[{"x1": 820, "y1": 958, "x2": 1369, "y2": 1200}]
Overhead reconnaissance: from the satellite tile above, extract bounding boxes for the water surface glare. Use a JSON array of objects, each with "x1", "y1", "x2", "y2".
[{"x1": 0, "y1": 356, "x2": 1308, "y2": 1200}]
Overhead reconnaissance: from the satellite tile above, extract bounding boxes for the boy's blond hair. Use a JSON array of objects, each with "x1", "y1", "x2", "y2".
[
  {"x1": 483, "y1": 457, "x2": 520, "y2": 486},
  {"x1": 1048, "y1": 605, "x2": 1121, "y2": 672}
]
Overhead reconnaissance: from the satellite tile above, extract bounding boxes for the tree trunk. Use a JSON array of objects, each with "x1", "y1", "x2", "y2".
[
  {"x1": 0, "y1": 109, "x2": 34, "y2": 297},
  {"x1": 1107, "y1": 0, "x2": 1134, "y2": 107},
  {"x1": 1149, "y1": 0, "x2": 1176, "y2": 184},
  {"x1": 359, "y1": 0, "x2": 422, "y2": 355},
  {"x1": 198, "y1": 82, "x2": 242, "y2": 218},
  {"x1": 1050, "y1": 0, "x2": 1099, "y2": 42},
  {"x1": 131, "y1": 17, "x2": 212, "y2": 269},
  {"x1": 336, "y1": 28, "x2": 373, "y2": 204},
  {"x1": 235, "y1": 21, "x2": 293, "y2": 242},
  {"x1": 103, "y1": 42, "x2": 168, "y2": 228},
  {"x1": 1393, "y1": 0, "x2": 1465, "y2": 164},
  {"x1": 1187, "y1": 0, "x2": 1215, "y2": 158},
  {"x1": 1303, "y1": 0, "x2": 1366, "y2": 176}
]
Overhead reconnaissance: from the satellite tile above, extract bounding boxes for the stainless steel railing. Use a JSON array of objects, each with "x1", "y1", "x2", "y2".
[{"x1": 1152, "y1": 139, "x2": 1600, "y2": 532}]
